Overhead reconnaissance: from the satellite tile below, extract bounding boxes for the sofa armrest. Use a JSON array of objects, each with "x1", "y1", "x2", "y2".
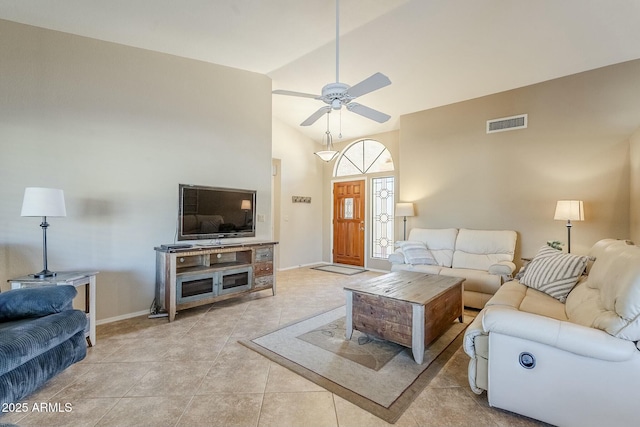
[
  {"x1": 0, "y1": 285, "x2": 77, "y2": 322},
  {"x1": 482, "y1": 306, "x2": 637, "y2": 362},
  {"x1": 487, "y1": 261, "x2": 515, "y2": 276},
  {"x1": 388, "y1": 249, "x2": 405, "y2": 265}
]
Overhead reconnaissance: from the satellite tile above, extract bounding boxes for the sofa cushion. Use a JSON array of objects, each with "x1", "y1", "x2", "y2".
[
  {"x1": 0, "y1": 286, "x2": 77, "y2": 322},
  {"x1": 395, "y1": 241, "x2": 437, "y2": 265},
  {"x1": 406, "y1": 228, "x2": 458, "y2": 267},
  {"x1": 451, "y1": 229, "x2": 517, "y2": 271},
  {"x1": 0, "y1": 328, "x2": 86, "y2": 406},
  {"x1": 566, "y1": 240, "x2": 640, "y2": 340},
  {"x1": 485, "y1": 281, "x2": 568, "y2": 321},
  {"x1": 0, "y1": 310, "x2": 87, "y2": 376},
  {"x1": 440, "y1": 268, "x2": 502, "y2": 295},
  {"x1": 519, "y1": 245, "x2": 588, "y2": 303},
  {"x1": 390, "y1": 263, "x2": 442, "y2": 275}
]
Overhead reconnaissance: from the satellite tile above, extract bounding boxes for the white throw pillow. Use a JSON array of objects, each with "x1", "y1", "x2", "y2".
[
  {"x1": 397, "y1": 241, "x2": 437, "y2": 266},
  {"x1": 520, "y1": 245, "x2": 588, "y2": 303}
]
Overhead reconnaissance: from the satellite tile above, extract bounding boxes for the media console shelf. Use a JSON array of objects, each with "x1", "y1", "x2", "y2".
[{"x1": 155, "y1": 241, "x2": 277, "y2": 321}]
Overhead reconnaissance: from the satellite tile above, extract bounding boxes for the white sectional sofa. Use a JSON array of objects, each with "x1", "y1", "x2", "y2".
[
  {"x1": 389, "y1": 228, "x2": 518, "y2": 309},
  {"x1": 464, "y1": 239, "x2": 640, "y2": 427}
]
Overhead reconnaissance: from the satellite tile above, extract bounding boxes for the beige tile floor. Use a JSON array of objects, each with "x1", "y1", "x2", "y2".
[{"x1": 1, "y1": 267, "x2": 548, "y2": 427}]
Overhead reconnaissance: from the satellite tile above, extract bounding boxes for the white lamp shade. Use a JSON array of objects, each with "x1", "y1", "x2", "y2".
[
  {"x1": 21, "y1": 187, "x2": 67, "y2": 217},
  {"x1": 554, "y1": 200, "x2": 584, "y2": 221},
  {"x1": 241, "y1": 199, "x2": 252, "y2": 210},
  {"x1": 315, "y1": 150, "x2": 339, "y2": 162},
  {"x1": 395, "y1": 202, "x2": 415, "y2": 217}
]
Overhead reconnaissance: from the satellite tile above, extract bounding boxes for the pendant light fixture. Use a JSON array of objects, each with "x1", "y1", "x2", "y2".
[{"x1": 314, "y1": 112, "x2": 339, "y2": 162}]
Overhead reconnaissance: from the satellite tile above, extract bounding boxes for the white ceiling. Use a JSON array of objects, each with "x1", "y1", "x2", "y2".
[{"x1": 2, "y1": 0, "x2": 640, "y2": 143}]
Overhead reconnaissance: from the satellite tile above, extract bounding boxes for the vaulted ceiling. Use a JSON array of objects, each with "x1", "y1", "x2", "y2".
[{"x1": 2, "y1": 0, "x2": 640, "y2": 142}]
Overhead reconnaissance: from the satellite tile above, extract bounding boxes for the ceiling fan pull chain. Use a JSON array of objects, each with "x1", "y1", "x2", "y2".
[{"x1": 339, "y1": 108, "x2": 343, "y2": 139}]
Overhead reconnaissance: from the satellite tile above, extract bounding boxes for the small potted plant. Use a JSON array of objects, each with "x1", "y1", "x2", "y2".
[{"x1": 547, "y1": 240, "x2": 564, "y2": 251}]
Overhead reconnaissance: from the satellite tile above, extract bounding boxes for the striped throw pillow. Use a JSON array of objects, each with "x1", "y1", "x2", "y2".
[
  {"x1": 520, "y1": 245, "x2": 588, "y2": 302},
  {"x1": 398, "y1": 241, "x2": 437, "y2": 266}
]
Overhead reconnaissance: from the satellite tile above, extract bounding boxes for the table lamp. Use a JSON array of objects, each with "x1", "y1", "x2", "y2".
[
  {"x1": 241, "y1": 199, "x2": 252, "y2": 226},
  {"x1": 395, "y1": 202, "x2": 415, "y2": 240},
  {"x1": 554, "y1": 200, "x2": 584, "y2": 253},
  {"x1": 21, "y1": 187, "x2": 67, "y2": 278}
]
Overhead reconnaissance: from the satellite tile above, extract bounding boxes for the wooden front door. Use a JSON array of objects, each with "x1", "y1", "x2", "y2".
[{"x1": 333, "y1": 180, "x2": 365, "y2": 266}]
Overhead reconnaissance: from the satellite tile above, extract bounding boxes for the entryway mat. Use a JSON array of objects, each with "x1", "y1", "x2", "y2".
[{"x1": 311, "y1": 264, "x2": 367, "y2": 275}]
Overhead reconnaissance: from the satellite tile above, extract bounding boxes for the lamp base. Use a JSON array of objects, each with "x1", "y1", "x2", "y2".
[{"x1": 30, "y1": 269, "x2": 57, "y2": 279}]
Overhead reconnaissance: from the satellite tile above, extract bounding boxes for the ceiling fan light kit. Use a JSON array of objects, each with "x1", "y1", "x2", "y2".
[
  {"x1": 315, "y1": 111, "x2": 339, "y2": 162},
  {"x1": 273, "y1": 0, "x2": 392, "y2": 128}
]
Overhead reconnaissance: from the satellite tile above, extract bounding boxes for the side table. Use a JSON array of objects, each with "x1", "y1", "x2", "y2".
[{"x1": 8, "y1": 271, "x2": 98, "y2": 346}]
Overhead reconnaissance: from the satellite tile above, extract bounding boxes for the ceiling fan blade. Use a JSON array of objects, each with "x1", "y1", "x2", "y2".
[
  {"x1": 345, "y1": 72, "x2": 391, "y2": 98},
  {"x1": 272, "y1": 89, "x2": 320, "y2": 99},
  {"x1": 346, "y1": 103, "x2": 391, "y2": 123},
  {"x1": 301, "y1": 106, "x2": 331, "y2": 126}
]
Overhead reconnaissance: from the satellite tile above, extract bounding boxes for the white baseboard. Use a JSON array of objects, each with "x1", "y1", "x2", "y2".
[
  {"x1": 277, "y1": 261, "x2": 328, "y2": 271},
  {"x1": 96, "y1": 309, "x2": 149, "y2": 326}
]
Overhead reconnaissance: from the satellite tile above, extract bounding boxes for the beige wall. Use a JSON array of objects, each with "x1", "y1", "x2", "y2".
[
  {"x1": 272, "y1": 117, "x2": 324, "y2": 269},
  {"x1": 400, "y1": 60, "x2": 640, "y2": 260},
  {"x1": 0, "y1": 20, "x2": 273, "y2": 322},
  {"x1": 631, "y1": 127, "x2": 640, "y2": 243}
]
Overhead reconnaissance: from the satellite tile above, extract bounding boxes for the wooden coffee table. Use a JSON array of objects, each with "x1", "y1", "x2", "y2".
[{"x1": 344, "y1": 271, "x2": 464, "y2": 364}]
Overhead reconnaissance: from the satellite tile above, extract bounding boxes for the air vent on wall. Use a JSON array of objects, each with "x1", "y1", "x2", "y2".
[{"x1": 486, "y1": 114, "x2": 528, "y2": 134}]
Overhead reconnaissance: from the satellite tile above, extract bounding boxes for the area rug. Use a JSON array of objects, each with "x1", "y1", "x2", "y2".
[
  {"x1": 311, "y1": 264, "x2": 367, "y2": 275},
  {"x1": 240, "y1": 306, "x2": 471, "y2": 423}
]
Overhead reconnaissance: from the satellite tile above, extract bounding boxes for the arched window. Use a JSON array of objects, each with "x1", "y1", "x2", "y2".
[
  {"x1": 333, "y1": 139, "x2": 395, "y2": 259},
  {"x1": 335, "y1": 139, "x2": 394, "y2": 177}
]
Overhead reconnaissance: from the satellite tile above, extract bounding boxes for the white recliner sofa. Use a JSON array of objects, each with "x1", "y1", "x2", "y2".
[
  {"x1": 389, "y1": 228, "x2": 517, "y2": 309},
  {"x1": 464, "y1": 239, "x2": 640, "y2": 427}
]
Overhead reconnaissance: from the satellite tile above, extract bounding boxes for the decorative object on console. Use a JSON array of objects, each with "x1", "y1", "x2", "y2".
[
  {"x1": 21, "y1": 187, "x2": 67, "y2": 278},
  {"x1": 314, "y1": 111, "x2": 339, "y2": 162},
  {"x1": 554, "y1": 200, "x2": 584, "y2": 253},
  {"x1": 395, "y1": 202, "x2": 415, "y2": 240}
]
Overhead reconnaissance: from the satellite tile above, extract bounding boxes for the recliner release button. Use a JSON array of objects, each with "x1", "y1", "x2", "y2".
[{"x1": 519, "y1": 352, "x2": 536, "y2": 369}]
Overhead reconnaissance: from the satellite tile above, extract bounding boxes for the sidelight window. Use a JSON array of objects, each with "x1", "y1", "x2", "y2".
[{"x1": 371, "y1": 176, "x2": 395, "y2": 259}]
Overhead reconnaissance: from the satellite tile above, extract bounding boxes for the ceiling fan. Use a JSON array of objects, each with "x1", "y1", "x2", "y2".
[{"x1": 273, "y1": 0, "x2": 392, "y2": 127}]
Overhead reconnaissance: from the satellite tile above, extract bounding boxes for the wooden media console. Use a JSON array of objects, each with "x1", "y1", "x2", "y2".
[{"x1": 155, "y1": 241, "x2": 277, "y2": 321}]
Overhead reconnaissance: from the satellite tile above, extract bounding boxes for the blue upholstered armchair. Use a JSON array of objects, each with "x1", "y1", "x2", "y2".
[{"x1": 0, "y1": 285, "x2": 87, "y2": 406}]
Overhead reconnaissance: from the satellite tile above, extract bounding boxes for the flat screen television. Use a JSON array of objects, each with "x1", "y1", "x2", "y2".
[{"x1": 178, "y1": 184, "x2": 256, "y2": 240}]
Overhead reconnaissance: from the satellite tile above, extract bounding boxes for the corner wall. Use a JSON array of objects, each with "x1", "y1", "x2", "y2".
[
  {"x1": 0, "y1": 20, "x2": 273, "y2": 321},
  {"x1": 272, "y1": 117, "x2": 324, "y2": 269},
  {"x1": 631, "y1": 127, "x2": 640, "y2": 243},
  {"x1": 400, "y1": 60, "x2": 640, "y2": 258}
]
